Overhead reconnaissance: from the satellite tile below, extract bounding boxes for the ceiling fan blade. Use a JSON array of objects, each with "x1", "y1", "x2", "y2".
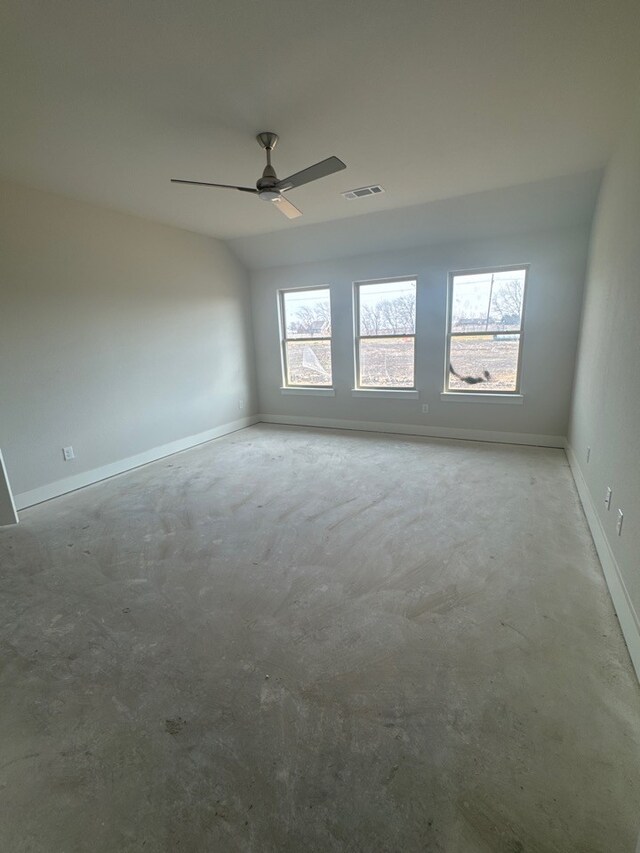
[
  {"x1": 171, "y1": 179, "x2": 257, "y2": 193},
  {"x1": 276, "y1": 156, "x2": 346, "y2": 191},
  {"x1": 273, "y1": 195, "x2": 303, "y2": 219}
]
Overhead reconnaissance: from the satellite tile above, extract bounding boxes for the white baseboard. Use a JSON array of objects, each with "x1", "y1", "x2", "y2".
[
  {"x1": 257, "y1": 413, "x2": 565, "y2": 448},
  {"x1": 14, "y1": 416, "x2": 259, "y2": 511},
  {"x1": 566, "y1": 442, "x2": 640, "y2": 682}
]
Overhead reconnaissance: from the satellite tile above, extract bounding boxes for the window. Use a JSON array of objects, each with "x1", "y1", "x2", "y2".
[
  {"x1": 354, "y1": 278, "x2": 417, "y2": 389},
  {"x1": 446, "y1": 267, "x2": 528, "y2": 393},
  {"x1": 279, "y1": 287, "x2": 332, "y2": 387}
]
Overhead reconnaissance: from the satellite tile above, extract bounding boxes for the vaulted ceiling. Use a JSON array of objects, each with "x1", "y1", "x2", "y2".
[{"x1": 1, "y1": 0, "x2": 639, "y2": 240}]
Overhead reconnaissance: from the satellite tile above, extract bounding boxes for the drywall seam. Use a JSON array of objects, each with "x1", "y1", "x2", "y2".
[
  {"x1": 566, "y1": 442, "x2": 640, "y2": 682},
  {"x1": 258, "y1": 413, "x2": 565, "y2": 448},
  {"x1": 0, "y1": 449, "x2": 19, "y2": 525},
  {"x1": 14, "y1": 416, "x2": 259, "y2": 511}
]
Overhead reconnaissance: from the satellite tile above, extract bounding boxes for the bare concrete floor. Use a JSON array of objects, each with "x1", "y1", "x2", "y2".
[{"x1": 1, "y1": 424, "x2": 639, "y2": 852}]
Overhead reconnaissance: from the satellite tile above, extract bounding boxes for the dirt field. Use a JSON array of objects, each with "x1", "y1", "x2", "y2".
[
  {"x1": 285, "y1": 340, "x2": 332, "y2": 386},
  {"x1": 359, "y1": 337, "x2": 414, "y2": 387},
  {"x1": 286, "y1": 336, "x2": 520, "y2": 391},
  {"x1": 448, "y1": 337, "x2": 520, "y2": 391}
]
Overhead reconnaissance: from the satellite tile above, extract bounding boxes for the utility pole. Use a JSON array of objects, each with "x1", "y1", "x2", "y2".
[{"x1": 485, "y1": 273, "x2": 495, "y2": 331}]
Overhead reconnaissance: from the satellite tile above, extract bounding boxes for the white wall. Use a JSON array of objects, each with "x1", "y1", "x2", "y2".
[
  {"x1": 0, "y1": 179, "x2": 257, "y2": 505},
  {"x1": 250, "y1": 226, "x2": 590, "y2": 443},
  {"x1": 567, "y1": 116, "x2": 640, "y2": 676}
]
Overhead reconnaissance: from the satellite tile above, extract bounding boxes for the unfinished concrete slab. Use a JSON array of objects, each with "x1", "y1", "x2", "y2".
[{"x1": 1, "y1": 424, "x2": 638, "y2": 852}]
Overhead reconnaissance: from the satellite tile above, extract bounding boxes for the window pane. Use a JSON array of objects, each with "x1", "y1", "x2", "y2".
[
  {"x1": 359, "y1": 337, "x2": 415, "y2": 388},
  {"x1": 449, "y1": 334, "x2": 521, "y2": 392},
  {"x1": 283, "y1": 289, "x2": 331, "y2": 338},
  {"x1": 451, "y1": 270, "x2": 526, "y2": 333},
  {"x1": 359, "y1": 280, "x2": 416, "y2": 335},
  {"x1": 285, "y1": 340, "x2": 332, "y2": 386}
]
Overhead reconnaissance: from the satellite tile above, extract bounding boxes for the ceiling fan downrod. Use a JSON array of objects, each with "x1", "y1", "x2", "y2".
[{"x1": 256, "y1": 132, "x2": 280, "y2": 199}]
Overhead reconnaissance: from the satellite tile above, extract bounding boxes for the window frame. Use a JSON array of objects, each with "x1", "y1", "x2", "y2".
[
  {"x1": 444, "y1": 264, "x2": 529, "y2": 396},
  {"x1": 353, "y1": 276, "x2": 418, "y2": 391},
  {"x1": 278, "y1": 285, "x2": 333, "y2": 389}
]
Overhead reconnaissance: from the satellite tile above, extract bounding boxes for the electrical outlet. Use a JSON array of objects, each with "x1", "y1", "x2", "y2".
[
  {"x1": 238, "y1": 398, "x2": 245, "y2": 410},
  {"x1": 421, "y1": 404, "x2": 429, "y2": 414},
  {"x1": 604, "y1": 487, "x2": 612, "y2": 510},
  {"x1": 62, "y1": 446, "x2": 75, "y2": 461},
  {"x1": 586, "y1": 446, "x2": 591, "y2": 463},
  {"x1": 616, "y1": 509, "x2": 624, "y2": 536}
]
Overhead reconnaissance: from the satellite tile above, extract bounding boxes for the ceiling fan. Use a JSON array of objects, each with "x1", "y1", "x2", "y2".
[{"x1": 171, "y1": 132, "x2": 346, "y2": 220}]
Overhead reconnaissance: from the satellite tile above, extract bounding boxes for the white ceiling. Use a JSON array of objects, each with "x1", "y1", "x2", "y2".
[
  {"x1": 1, "y1": 0, "x2": 638, "y2": 241},
  {"x1": 230, "y1": 170, "x2": 602, "y2": 269}
]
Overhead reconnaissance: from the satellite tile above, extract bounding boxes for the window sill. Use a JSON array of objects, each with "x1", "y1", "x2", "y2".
[
  {"x1": 352, "y1": 389, "x2": 419, "y2": 399},
  {"x1": 440, "y1": 392, "x2": 524, "y2": 405},
  {"x1": 281, "y1": 387, "x2": 335, "y2": 396}
]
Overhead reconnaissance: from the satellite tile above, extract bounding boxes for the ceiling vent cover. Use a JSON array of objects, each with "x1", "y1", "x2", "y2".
[{"x1": 342, "y1": 185, "x2": 385, "y2": 200}]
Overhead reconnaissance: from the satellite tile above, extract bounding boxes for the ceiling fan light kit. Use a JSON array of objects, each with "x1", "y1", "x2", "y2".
[{"x1": 171, "y1": 132, "x2": 346, "y2": 220}]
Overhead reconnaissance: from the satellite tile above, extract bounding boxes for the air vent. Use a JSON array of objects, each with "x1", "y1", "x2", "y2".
[{"x1": 341, "y1": 185, "x2": 385, "y2": 200}]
